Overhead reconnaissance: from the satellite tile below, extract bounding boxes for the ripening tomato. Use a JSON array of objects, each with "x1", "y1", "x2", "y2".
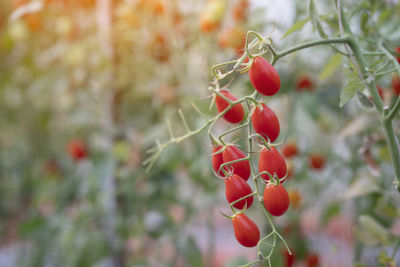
[
  {"x1": 215, "y1": 90, "x2": 245, "y2": 124},
  {"x1": 306, "y1": 253, "x2": 319, "y2": 267},
  {"x1": 232, "y1": 0, "x2": 249, "y2": 22},
  {"x1": 263, "y1": 183, "x2": 290, "y2": 216},
  {"x1": 251, "y1": 103, "x2": 280, "y2": 143},
  {"x1": 296, "y1": 75, "x2": 314, "y2": 91},
  {"x1": 288, "y1": 189, "x2": 301, "y2": 210},
  {"x1": 225, "y1": 174, "x2": 253, "y2": 209},
  {"x1": 212, "y1": 145, "x2": 225, "y2": 176},
  {"x1": 223, "y1": 145, "x2": 251, "y2": 181},
  {"x1": 249, "y1": 56, "x2": 281, "y2": 96},
  {"x1": 24, "y1": 13, "x2": 42, "y2": 32},
  {"x1": 392, "y1": 74, "x2": 400, "y2": 96},
  {"x1": 218, "y1": 27, "x2": 246, "y2": 51},
  {"x1": 67, "y1": 139, "x2": 88, "y2": 161},
  {"x1": 232, "y1": 213, "x2": 260, "y2": 247},
  {"x1": 258, "y1": 147, "x2": 287, "y2": 181},
  {"x1": 150, "y1": 33, "x2": 170, "y2": 62},
  {"x1": 199, "y1": 0, "x2": 226, "y2": 33},
  {"x1": 282, "y1": 248, "x2": 295, "y2": 267},
  {"x1": 282, "y1": 142, "x2": 298, "y2": 158},
  {"x1": 309, "y1": 154, "x2": 325, "y2": 170}
]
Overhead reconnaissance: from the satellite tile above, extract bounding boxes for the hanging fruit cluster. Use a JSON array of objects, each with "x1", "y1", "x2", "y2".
[{"x1": 211, "y1": 55, "x2": 293, "y2": 249}]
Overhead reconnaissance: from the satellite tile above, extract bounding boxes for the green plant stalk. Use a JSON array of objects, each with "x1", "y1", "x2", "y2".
[
  {"x1": 337, "y1": 3, "x2": 400, "y2": 189},
  {"x1": 272, "y1": 37, "x2": 350, "y2": 64},
  {"x1": 383, "y1": 116, "x2": 400, "y2": 190}
]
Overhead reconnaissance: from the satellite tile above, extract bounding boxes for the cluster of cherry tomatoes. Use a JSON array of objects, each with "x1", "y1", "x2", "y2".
[{"x1": 211, "y1": 56, "x2": 294, "y2": 247}]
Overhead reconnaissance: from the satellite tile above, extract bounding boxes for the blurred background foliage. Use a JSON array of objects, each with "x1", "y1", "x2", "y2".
[{"x1": 0, "y1": 0, "x2": 400, "y2": 267}]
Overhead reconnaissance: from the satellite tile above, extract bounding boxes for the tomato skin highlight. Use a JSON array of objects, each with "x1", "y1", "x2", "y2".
[
  {"x1": 309, "y1": 154, "x2": 325, "y2": 170},
  {"x1": 232, "y1": 213, "x2": 260, "y2": 247},
  {"x1": 225, "y1": 174, "x2": 253, "y2": 209},
  {"x1": 258, "y1": 147, "x2": 287, "y2": 181},
  {"x1": 212, "y1": 146, "x2": 225, "y2": 176},
  {"x1": 215, "y1": 90, "x2": 245, "y2": 124},
  {"x1": 222, "y1": 145, "x2": 251, "y2": 181},
  {"x1": 282, "y1": 142, "x2": 298, "y2": 158},
  {"x1": 263, "y1": 183, "x2": 290, "y2": 216},
  {"x1": 251, "y1": 103, "x2": 280, "y2": 143},
  {"x1": 249, "y1": 56, "x2": 281, "y2": 96}
]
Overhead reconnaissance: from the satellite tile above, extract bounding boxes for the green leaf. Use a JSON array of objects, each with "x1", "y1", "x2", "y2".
[
  {"x1": 281, "y1": 18, "x2": 310, "y2": 39},
  {"x1": 377, "y1": 250, "x2": 396, "y2": 267},
  {"x1": 340, "y1": 72, "x2": 364, "y2": 107},
  {"x1": 309, "y1": 0, "x2": 327, "y2": 38},
  {"x1": 318, "y1": 53, "x2": 342, "y2": 80},
  {"x1": 358, "y1": 215, "x2": 394, "y2": 246}
]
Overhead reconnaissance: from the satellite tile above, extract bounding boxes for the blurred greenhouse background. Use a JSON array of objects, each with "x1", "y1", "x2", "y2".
[{"x1": 1, "y1": 0, "x2": 400, "y2": 267}]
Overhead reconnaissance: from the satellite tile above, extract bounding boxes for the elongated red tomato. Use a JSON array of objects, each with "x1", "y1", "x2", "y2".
[
  {"x1": 222, "y1": 145, "x2": 251, "y2": 181},
  {"x1": 249, "y1": 56, "x2": 281, "y2": 96},
  {"x1": 225, "y1": 174, "x2": 253, "y2": 209},
  {"x1": 215, "y1": 90, "x2": 244, "y2": 124},
  {"x1": 258, "y1": 147, "x2": 287, "y2": 181},
  {"x1": 263, "y1": 183, "x2": 289, "y2": 216},
  {"x1": 282, "y1": 142, "x2": 298, "y2": 158},
  {"x1": 232, "y1": 213, "x2": 260, "y2": 247},
  {"x1": 251, "y1": 103, "x2": 280, "y2": 143},
  {"x1": 212, "y1": 145, "x2": 225, "y2": 176}
]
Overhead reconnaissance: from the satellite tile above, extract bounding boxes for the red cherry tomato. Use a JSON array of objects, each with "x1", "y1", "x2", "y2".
[
  {"x1": 309, "y1": 154, "x2": 325, "y2": 170},
  {"x1": 222, "y1": 145, "x2": 251, "y2": 181},
  {"x1": 282, "y1": 248, "x2": 295, "y2": 267},
  {"x1": 215, "y1": 90, "x2": 245, "y2": 124},
  {"x1": 282, "y1": 142, "x2": 298, "y2": 158},
  {"x1": 263, "y1": 183, "x2": 290, "y2": 216},
  {"x1": 251, "y1": 103, "x2": 280, "y2": 143},
  {"x1": 392, "y1": 74, "x2": 400, "y2": 96},
  {"x1": 67, "y1": 139, "x2": 87, "y2": 161},
  {"x1": 249, "y1": 56, "x2": 281, "y2": 96},
  {"x1": 225, "y1": 174, "x2": 253, "y2": 209},
  {"x1": 232, "y1": 213, "x2": 260, "y2": 247},
  {"x1": 212, "y1": 145, "x2": 225, "y2": 176},
  {"x1": 306, "y1": 253, "x2": 319, "y2": 267},
  {"x1": 258, "y1": 147, "x2": 287, "y2": 181},
  {"x1": 296, "y1": 75, "x2": 314, "y2": 91}
]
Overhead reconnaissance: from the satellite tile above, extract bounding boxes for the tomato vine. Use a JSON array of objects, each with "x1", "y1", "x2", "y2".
[{"x1": 145, "y1": 0, "x2": 400, "y2": 265}]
